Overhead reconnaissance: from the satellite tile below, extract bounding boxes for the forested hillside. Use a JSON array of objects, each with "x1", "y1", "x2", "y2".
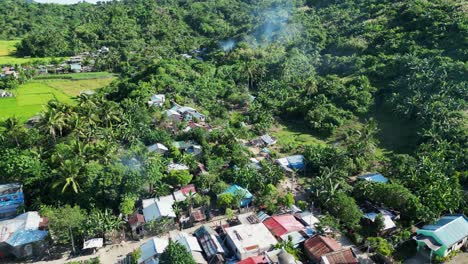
[{"x1": 0, "y1": 0, "x2": 466, "y2": 261}]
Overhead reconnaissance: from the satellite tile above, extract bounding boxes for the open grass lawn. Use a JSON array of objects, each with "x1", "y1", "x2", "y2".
[
  {"x1": 272, "y1": 119, "x2": 326, "y2": 151},
  {"x1": 0, "y1": 40, "x2": 65, "y2": 65},
  {"x1": 34, "y1": 71, "x2": 115, "y2": 80},
  {"x1": 0, "y1": 73, "x2": 115, "y2": 121}
]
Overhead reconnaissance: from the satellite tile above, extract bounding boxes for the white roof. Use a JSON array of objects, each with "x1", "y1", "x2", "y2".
[
  {"x1": 299, "y1": 212, "x2": 320, "y2": 226},
  {"x1": 165, "y1": 109, "x2": 181, "y2": 117},
  {"x1": 276, "y1": 157, "x2": 289, "y2": 167},
  {"x1": 142, "y1": 195, "x2": 176, "y2": 222},
  {"x1": 83, "y1": 238, "x2": 103, "y2": 249},
  {"x1": 225, "y1": 223, "x2": 277, "y2": 256},
  {"x1": 167, "y1": 163, "x2": 189, "y2": 171},
  {"x1": 150, "y1": 94, "x2": 165, "y2": 101},
  {"x1": 138, "y1": 237, "x2": 169, "y2": 264},
  {"x1": 175, "y1": 232, "x2": 203, "y2": 252},
  {"x1": 191, "y1": 251, "x2": 208, "y2": 264},
  {"x1": 0, "y1": 211, "x2": 42, "y2": 243},
  {"x1": 147, "y1": 143, "x2": 168, "y2": 153}
]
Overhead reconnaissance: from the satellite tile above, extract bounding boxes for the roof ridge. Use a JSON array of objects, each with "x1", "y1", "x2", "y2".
[{"x1": 434, "y1": 215, "x2": 463, "y2": 232}]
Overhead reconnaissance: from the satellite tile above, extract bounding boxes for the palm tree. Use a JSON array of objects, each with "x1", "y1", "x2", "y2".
[
  {"x1": 1, "y1": 116, "x2": 25, "y2": 146},
  {"x1": 52, "y1": 159, "x2": 83, "y2": 193},
  {"x1": 39, "y1": 106, "x2": 68, "y2": 141},
  {"x1": 184, "y1": 190, "x2": 196, "y2": 214}
]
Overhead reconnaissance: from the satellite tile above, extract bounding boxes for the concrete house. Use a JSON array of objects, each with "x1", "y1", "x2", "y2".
[
  {"x1": 225, "y1": 223, "x2": 277, "y2": 260},
  {"x1": 414, "y1": 215, "x2": 468, "y2": 257},
  {"x1": 148, "y1": 94, "x2": 166, "y2": 107}
]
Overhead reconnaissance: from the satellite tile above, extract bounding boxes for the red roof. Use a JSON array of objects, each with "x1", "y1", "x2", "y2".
[
  {"x1": 128, "y1": 213, "x2": 145, "y2": 226},
  {"x1": 323, "y1": 248, "x2": 358, "y2": 264},
  {"x1": 304, "y1": 235, "x2": 342, "y2": 262},
  {"x1": 180, "y1": 184, "x2": 196, "y2": 195},
  {"x1": 237, "y1": 255, "x2": 268, "y2": 264},
  {"x1": 263, "y1": 214, "x2": 305, "y2": 237}
]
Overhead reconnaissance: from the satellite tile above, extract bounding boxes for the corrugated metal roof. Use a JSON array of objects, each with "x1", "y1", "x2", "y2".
[
  {"x1": 263, "y1": 214, "x2": 305, "y2": 238},
  {"x1": 322, "y1": 248, "x2": 358, "y2": 264},
  {"x1": 237, "y1": 255, "x2": 268, "y2": 264},
  {"x1": 357, "y1": 173, "x2": 388, "y2": 183},
  {"x1": 418, "y1": 215, "x2": 468, "y2": 247},
  {"x1": 304, "y1": 235, "x2": 341, "y2": 261},
  {"x1": 222, "y1": 185, "x2": 252, "y2": 199}
]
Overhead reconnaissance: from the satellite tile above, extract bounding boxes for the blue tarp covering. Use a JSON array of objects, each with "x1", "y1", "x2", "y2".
[
  {"x1": 286, "y1": 155, "x2": 305, "y2": 170},
  {"x1": 6, "y1": 230, "x2": 48, "y2": 247},
  {"x1": 358, "y1": 173, "x2": 388, "y2": 183}
]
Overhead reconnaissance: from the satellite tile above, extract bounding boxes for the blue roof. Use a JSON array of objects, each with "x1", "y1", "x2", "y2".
[
  {"x1": 418, "y1": 215, "x2": 468, "y2": 247},
  {"x1": 6, "y1": 230, "x2": 48, "y2": 247},
  {"x1": 286, "y1": 155, "x2": 304, "y2": 165},
  {"x1": 363, "y1": 212, "x2": 379, "y2": 221},
  {"x1": 358, "y1": 173, "x2": 388, "y2": 183},
  {"x1": 222, "y1": 185, "x2": 253, "y2": 199}
]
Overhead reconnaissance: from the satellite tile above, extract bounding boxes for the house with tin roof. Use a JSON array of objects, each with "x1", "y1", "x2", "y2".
[
  {"x1": 357, "y1": 173, "x2": 388, "y2": 183},
  {"x1": 414, "y1": 214, "x2": 468, "y2": 257},
  {"x1": 304, "y1": 235, "x2": 342, "y2": 263},
  {"x1": 263, "y1": 214, "x2": 305, "y2": 239}
]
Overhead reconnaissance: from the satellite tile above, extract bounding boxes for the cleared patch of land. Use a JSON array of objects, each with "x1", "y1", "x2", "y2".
[
  {"x1": 0, "y1": 40, "x2": 65, "y2": 65},
  {"x1": 0, "y1": 73, "x2": 115, "y2": 121},
  {"x1": 271, "y1": 120, "x2": 326, "y2": 151}
]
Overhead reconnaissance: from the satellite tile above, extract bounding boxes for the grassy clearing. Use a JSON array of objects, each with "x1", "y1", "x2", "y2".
[
  {"x1": 34, "y1": 72, "x2": 115, "y2": 80},
  {"x1": 0, "y1": 73, "x2": 115, "y2": 121},
  {"x1": 272, "y1": 120, "x2": 326, "y2": 151},
  {"x1": 44, "y1": 78, "x2": 114, "y2": 96},
  {"x1": 0, "y1": 40, "x2": 65, "y2": 65}
]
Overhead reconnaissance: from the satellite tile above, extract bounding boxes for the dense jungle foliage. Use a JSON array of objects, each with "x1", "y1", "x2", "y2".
[{"x1": 0, "y1": 0, "x2": 466, "y2": 258}]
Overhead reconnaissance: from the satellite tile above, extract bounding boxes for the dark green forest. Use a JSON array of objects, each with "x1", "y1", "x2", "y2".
[{"x1": 0, "y1": 0, "x2": 466, "y2": 260}]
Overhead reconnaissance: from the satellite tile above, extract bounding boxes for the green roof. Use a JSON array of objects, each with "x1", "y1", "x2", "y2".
[{"x1": 418, "y1": 215, "x2": 468, "y2": 247}]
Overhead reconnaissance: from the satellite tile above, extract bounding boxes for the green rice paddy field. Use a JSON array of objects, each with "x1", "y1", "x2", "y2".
[{"x1": 0, "y1": 73, "x2": 115, "y2": 121}]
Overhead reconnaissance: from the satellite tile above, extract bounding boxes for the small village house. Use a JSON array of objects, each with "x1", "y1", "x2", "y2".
[
  {"x1": 173, "y1": 232, "x2": 207, "y2": 264},
  {"x1": 173, "y1": 141, "x2": 202, "y2": 156},
  {"x1": 167, "y1": 163, "x2": 189, "y2": 171},
  {"x1": 220, "y1": 185, "x2": 253, "y2": 208},
  {"x1": 193, "y1": 225, "x2": 225, "y2": 263},
  {"x1": 0, "y1": 211, "x2": 48, "y2": 259},
  {"x1": 138, "y1": 237, "x2": 169, "y2": 264},
  {"x1": 148, "y1": 94, "x2": 166, "y2": 107},
  {"x1": 276, "y1": 155, "x2": 305, "y2": 172},
  {"x1": 357, "y1": 173, "x2": 388, "y2": 184},
  {"x1": 414, "y1": 214, "x2": 468, "y2": 258},
  {"x1": 263, "y1": 214, "x2": 305, "y2": 240},
  {"x1": 172, "y1": 184, "x2": 197, "y2": 202},
  {"x1": 225, "y1": 223, "x2": 277, "y2": 260},
  {"x1": 141, "y1": 195, "x2": 176, "y2": 222},
  {"x1": 304, "y1": 235, "x2": 342, "y2": 263},
  {"x1": 147, "y1": 143, "x2": 169, "y2": 155},
  {"x1": 165, "y1": 103, "x2": 206, "y2": 123},
  {"x1": 320, "y1": 248, "x2": 358, "y2": 264}
]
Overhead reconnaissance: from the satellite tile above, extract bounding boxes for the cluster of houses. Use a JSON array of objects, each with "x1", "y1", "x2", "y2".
[
  {"x1": 1, "y1": 67, "x2": 18, "y2": 79},
  {"x1": 0, "y1": 184, "x2": 49, "y2": 259},
  {"x1": 136, "y1": 203, "x2": 363, "y2": 264}
]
